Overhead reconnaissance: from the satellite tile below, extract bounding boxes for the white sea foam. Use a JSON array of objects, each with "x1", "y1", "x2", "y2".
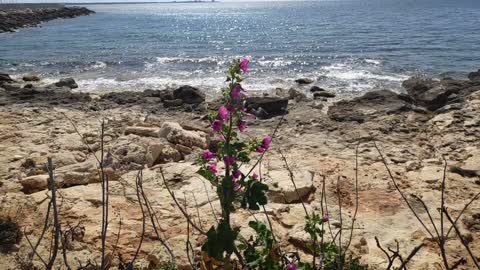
[
  {"x1": 74, "y1": 74, "x2": 280, "y2": 95},
  {"x1": 364, "y1": 59, "x2": 381, "y2": 65}
]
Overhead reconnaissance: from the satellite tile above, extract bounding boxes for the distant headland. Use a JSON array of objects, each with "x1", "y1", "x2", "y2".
[
  {"x1": 0, "y1": 4, "x2": 95, "y2": 33},
  {"x1": 68, "y1": 1, "x2": 216, "y2": 4}
]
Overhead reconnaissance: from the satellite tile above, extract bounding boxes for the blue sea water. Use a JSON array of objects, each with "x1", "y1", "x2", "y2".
[{"x1": 1, "y1": 0, "x2": 480, "y2": 94}]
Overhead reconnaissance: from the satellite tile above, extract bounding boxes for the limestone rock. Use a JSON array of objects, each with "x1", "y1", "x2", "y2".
[
  {"x1": 159, "y1": 122, "x2": 208, "y2": 149},
  {"x1": 263, "y1": 169, "x2": 315, "y2": 203},
  {"x1": 20, "y1": 174, "x2": 49, "y2": 193},
  {"x1": 124, "y1": 126, "x2": 161, "y2": 137},
  {"x1": 146, "y1": 143, "x2": 182, "y2": 167},
  {"x1": 288, "y1": 88, "x2": 308, "y2": 102}
]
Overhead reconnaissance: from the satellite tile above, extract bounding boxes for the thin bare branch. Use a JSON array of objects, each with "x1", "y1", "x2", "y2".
[
  {"x1": 443, "y1": 207, "x2": 480, "y2": 269},
  {"x1": 160, "y1": 167, "x2": 207, "y2": 235}
]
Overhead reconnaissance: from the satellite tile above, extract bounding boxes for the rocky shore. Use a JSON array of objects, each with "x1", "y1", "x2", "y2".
[
  {"x1": 0, "y1": 6, "x2": 94, "y2": 33},
  {"x1": 0, "y1": 70, "x2": 479, "y2": 269}
]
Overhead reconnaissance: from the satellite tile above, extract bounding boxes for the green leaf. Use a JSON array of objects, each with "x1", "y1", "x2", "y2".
[
  {"x1": 201, "y1": 220, "x2": 239, "y2": 260},
  {"x1": 241, "y1": 180, "x2": 268, "y2": 210},
  {"x1": 197, "y1": 168, "x2": 217, "y2": 183}
]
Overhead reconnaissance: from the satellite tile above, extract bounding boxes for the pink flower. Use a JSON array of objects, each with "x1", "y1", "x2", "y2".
[
  {"x1": 231, "y1": 84, "x2": 243, "y2": 100},
  {"x1": 286, "y1": 263, "x2": 297, "y2": 270},
  {"x1": 234, "y1": 181, "x2": 241, "y2": 192},
  {"x1": 262, "y1": 136, "x2": 272, "y2": 150},
  {"x1": 322, "y1": 215, "x2": 330, "y2": 222},
  {"x1": 239, "y1": 58, "x2": 249, "y2": 73},
  {"x1": 223, "y1": 156, "x2": 236, "y2": 167},
  {"x1": 211, "y1": 119, "x2": 223, "y2": 133},
  {"x1": 207, "y1": 164, "x2": 217, "y2": 174},
  {"x1": 202, "y1": 150, "x2": 215, "y2": 161},
  {"x1": 256, "y1": 146, "x2": 265, "y2": 153},
  {"x1": 218, "y1": 105, "x2": 229, "y2": 121},
  {"x1": 252, "y1": 173, "x2": 258, "y2": 180},
  {"x1": 237, "y1": 121, "x2": 247, "y2": 132},
  {"x1": 226, "y1": 104, "x2": 236, "y2": 112},
  {"x1": 218, "y1": 105, "x2": 230, "y2": 121},
  {"x1": 233, "y1": 170, "x2": 242, "y2": 179}
]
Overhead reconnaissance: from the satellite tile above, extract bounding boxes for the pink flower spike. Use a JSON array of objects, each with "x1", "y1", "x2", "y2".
[
  {"x1": 207, "y1": 164, "x2": 217, "y2": 174},
  {"x1": 262, "y1": 135, "x2": 272, "y2": 150},
  {"x1": 218, "y1": 105, "x2": 230, "y2": 121},
  {"x1": 252, "y1": 173, "x2": 258, "y2": 180},
  {"x1": 233, "y1": 170, "x2": 242, "y2": 179},
  {"x1": 231, "y1": 84, "x2": 243, "y2": 100},
  {"x1": 237, "y1": 121, "x2": 247, "y2": 132},
  {"x1": 239, "y1": 58, "x2": 249, "y2": 73},
  {"x1": 202, "y1": 150, "x2": 215, "y2": 161},
  {"x1": 234, "y1": 182, "x2": 242, "y2": 192},
  {"x1": 223, "y1": 156, "x2": 236, "y2": 167},
  {"x1": 226, "y1": 104, "x2": 235, "y2": 112},
  {"x1": 256, "y1": 146, "x2": 265, "y2": 153},
  {"x1": 286, "y1": 263, "x2": 298, "y2": 270},
  {"x1": 211, "y1": 119, "x2": 223, "y2": 133}
]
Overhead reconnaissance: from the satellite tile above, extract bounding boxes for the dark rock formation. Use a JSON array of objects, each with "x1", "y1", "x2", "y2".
[
  {"x1": 246, "y1": 97, "x2": 288, "y2": 119},
  {"x1": 402, "y1": 76, "x2": 480, "y2": 111},
  {"x1": 54, "y1": 78, "x2": 78, "y2": 89},
  {"x1": 313, "y1": 91, "x2": 336, "y2": 99},
  {"x1": 0, "y1": 218, "x2": 21, "y2": 253},
  {"x1": 22, "y1": 75, "x2": 40, "y2": 82},
  {"x1": 328, "y1": 90, "x2": 415, "y2": 123},
  {"x1": 295, "y1": 78, "x2": 314, "y2": 85},
  {"x1": 0, "y1": 6, "x2": 95, "y2": 33},
  {"x1": 0, "y1": 73, "x2": 13, "y2": 84},
  {"x1": 173, "y1": 85, "x2": 205, "y2": 104},
  {"x1": 0, "y1": 82, "x2": 91, "y2": 106},
  {"x1": 310, "y1": 86, "x2": 326, "y2": 93},
  {"x1": 468, "y1": 69, "x2": 480, "y2": 81}
]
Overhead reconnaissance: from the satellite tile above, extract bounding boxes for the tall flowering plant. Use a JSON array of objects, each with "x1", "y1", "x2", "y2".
[{"x1": 196, "y1": 58, "x2": 271, "y2": 265}]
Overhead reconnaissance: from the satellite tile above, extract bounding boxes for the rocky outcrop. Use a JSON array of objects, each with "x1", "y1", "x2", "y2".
[
  {"x1": 0, "y1": 73, "x2": 13, "y2": 84},
  {"x1": 100, "y1": 86, "x2": 206, "y2": 111},
  {"x1": 0, "y1": 6, "x2": 95, "y2": 33},
  {"x1": 263, "y1": 169, "x2": 315, "y2": 203},
  {"x1": 245, "y1": 97, "x2": 288, "y2": 119},
  {"x1": 313, "y1": 91, "x2": 336, "y2": 99},
  {"x1": 468, "y1": 69, "x2": 480, "y2": 81},
  {"x1": 22, "y1": 75, "x2": 40, "y2": 82},
  {"x1": 172, "y1": 85, "x2": 205, "y2": 104},
  {"x1": 402, "y1": 76, "x2": 480, "y2": 111},
  {"x1": 328, "y1": 90, "x2": 415, "y2": 123},
  {"x1": 310, "y1": 86, "x2": 326, "y2": 93},
  {"x1": 295, "y1": 78, "x2": 314, "y2": 85},
  {"x1": 0, "y1": 77, "x2": 91, "y2": 106},
  {"x1": 54, "y1": 78, "x2": 78, "y2": 89}
]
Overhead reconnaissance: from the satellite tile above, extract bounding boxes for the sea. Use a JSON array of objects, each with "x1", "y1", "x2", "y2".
[{"x1": 1, "y1": 0, "x2": 480, "y2": 95}]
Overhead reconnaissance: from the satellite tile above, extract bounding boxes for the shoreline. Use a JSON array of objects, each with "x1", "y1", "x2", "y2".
[
  {"x1": 0, "y1": 5, "x2": 95, "y2": 33},
  {"x1": 0, "y1": 70, "x2": 480, "y2": 268}
]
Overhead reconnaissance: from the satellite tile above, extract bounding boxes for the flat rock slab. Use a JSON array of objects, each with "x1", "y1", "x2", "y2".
[
  {"x1": 263, "y1": 169, "x2": 315, "y2": 204},
  {"x1": 328, "y1": 90, "x2": 415, "y2": 123}
]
